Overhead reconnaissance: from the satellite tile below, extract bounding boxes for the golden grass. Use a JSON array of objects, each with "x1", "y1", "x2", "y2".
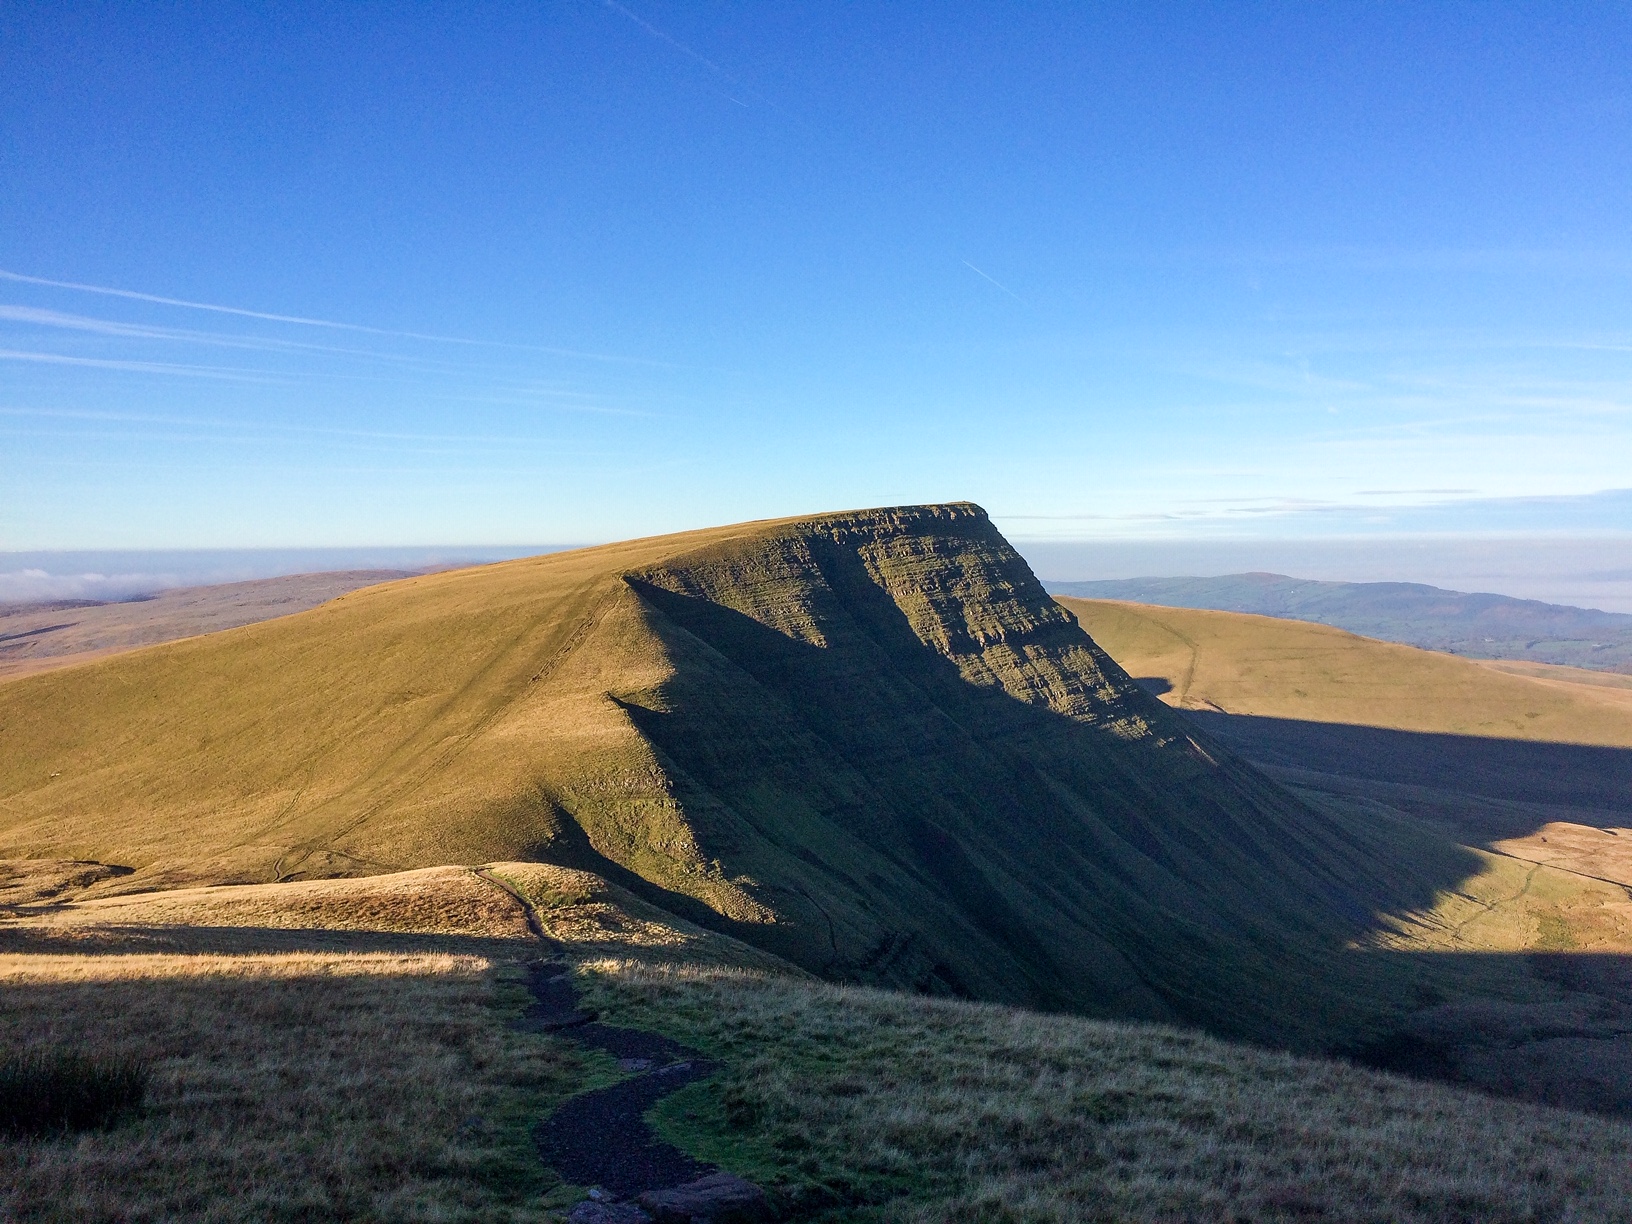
[
  {"x1": 0, "y1": 522, "x2": 768, "y2": 891},
  {"x1": 0, "y1": 948, "x2": 585, "y2": 1223},
  {"x1": 489, "y1": 863, "x2": 801, "y2": 975},
  {"x1": 1372, "y1": 842, "x2": 1632, "y2": 952},
  {"x1": 0, "y1": 850, "x2": 763, "y2": 1221},
  {"x1": 10, "y1": 865, "x2": 534, "y2": 940},
  {"x1": 1061, "y1": 597, "x2": 1632, "y2": 746},
  {"x1": 0, "y1": 570, "x2": 411, "y2": 683},
  {"x1": 0, "y1": 861, "x2": 792, "y2": 1221},
  {"x1": 6, "y1": 858, "x2": 1632, "y2": 1221},
  {"x1": 583, "y1": 960, "x2": 1632, "y2": 1223},
  {"x1": 1058, "y1": 599, "x2": 1632, "y2": 962},
  {"x1": 0, "y1": 508, "x2": 955, "y2": 912},
  {"x1": 0, "y1": 859, "x2": 798, "y2": 975}
]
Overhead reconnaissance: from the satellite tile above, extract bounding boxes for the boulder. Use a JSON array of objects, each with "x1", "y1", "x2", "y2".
[{"x1": 637, "y1": 1172, "x2": 768, "y2": 1223}]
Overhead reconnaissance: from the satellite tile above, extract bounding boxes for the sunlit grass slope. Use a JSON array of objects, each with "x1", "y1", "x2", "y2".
[
  {"x1": 1062, "y1": 597, "x2": 1632, "y2": 745},
  {"x1": 4, "y1": 505, "x2": 1467, "y2": 1047}
]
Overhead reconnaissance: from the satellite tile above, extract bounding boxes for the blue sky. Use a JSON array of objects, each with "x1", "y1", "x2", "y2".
[{"x1": 3, "y1": 1, "x2": 1631, "y2": 552}]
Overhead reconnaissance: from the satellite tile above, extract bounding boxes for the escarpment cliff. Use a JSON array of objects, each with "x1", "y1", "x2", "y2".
[{"x1": 0, "y1": 504, "x2": 1445, "y2": 1045}]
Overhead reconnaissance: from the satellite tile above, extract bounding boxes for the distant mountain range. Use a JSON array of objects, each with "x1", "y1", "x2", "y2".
[{"x1": 1046, "y1": 573, "x2": 1632, "y2": 674}]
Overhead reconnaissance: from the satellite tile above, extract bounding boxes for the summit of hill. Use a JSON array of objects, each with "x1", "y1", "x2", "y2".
[{"x1": 1, "y1": 502, "x2": 1451, "y2": 1048}]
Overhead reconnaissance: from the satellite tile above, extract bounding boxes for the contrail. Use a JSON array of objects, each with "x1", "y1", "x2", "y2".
[
  {"x1": 0, "y1": 268, "x2": 675, "y2": 365},
  {"x1": 961, "y1": 260, "x2": 1027, "y2": 305},
  {"x1": 0, "y1": 268, "x2": 419, "y2": 334},
  {"x1": 599, "y1": 0, "x2": 753, "y2": 107}
]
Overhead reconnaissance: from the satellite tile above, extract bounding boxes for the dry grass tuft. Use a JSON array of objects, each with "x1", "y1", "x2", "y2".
[{"x1": 582, "y1": 960, "x2": 1632, "y2": 1223}]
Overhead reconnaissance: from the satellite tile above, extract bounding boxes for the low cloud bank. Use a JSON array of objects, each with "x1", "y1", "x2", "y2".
[{"x1": 0, "y1": 546, "x2": 571, "y2": 606}]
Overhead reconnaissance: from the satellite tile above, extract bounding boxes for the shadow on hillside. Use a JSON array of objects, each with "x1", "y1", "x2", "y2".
[
  {"x1": 1171, "y1": 708, "x2": 1632, "y2": 1115},
  {"x1": 606, "y1": 572, "x2": 1632, "y2": 1116},
  {"x1": 0, "y1": 924, "x2": 534, "y2": 959},
  {"x1": 1345, "y1": 950, "x2": 1632, "y2": 1116},
  {"x1": 1183, "y1": 710, "x2": 1632, "y2": 835}
]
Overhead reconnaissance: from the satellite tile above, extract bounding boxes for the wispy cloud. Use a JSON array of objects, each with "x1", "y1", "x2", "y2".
[
  {"x1": 0, "y1": 304, "x2": 466, "y2": 367},
  {"x1": 0, "y1": 348, "x2": 281, "y2": 382},
  {"x1": 0, "y1": 267, "x2": 673, "y2": 366},
  {"x1": 0, "y1": 406, "x2": 639, "y2": 443}
]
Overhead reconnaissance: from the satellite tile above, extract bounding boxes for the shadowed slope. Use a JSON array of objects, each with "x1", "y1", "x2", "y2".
[{"x1": 2, "y1": 505, "x2": 1453, "y2": 1046}]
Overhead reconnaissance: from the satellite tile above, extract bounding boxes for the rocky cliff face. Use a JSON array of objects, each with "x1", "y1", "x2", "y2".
[{"x1": 559, "y1": 504, "x2": 1421, "y2": 1044}]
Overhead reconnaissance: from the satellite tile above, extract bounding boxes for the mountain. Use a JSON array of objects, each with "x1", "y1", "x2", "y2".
[
  {"x1": 1047, "y1": 572, "x2": 1632, "y2": 673},
  {"x1": 1, "y1": 503, "x2": 1451, "y2": 1049}
]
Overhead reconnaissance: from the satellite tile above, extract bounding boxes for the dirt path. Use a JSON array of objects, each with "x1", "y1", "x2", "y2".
[{"x1": 516, "y1": 959, "x2": 720, "y2": 1199}]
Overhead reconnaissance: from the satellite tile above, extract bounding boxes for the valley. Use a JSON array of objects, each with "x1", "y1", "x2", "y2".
[{"x1": 1067, "y1": 596, "x2": 1632, "y2": 1114}]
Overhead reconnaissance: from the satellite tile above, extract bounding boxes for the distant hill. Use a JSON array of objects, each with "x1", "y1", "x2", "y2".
[
  {"x1": 0, "y1": 570, "x2": 419, "y2": 681},
  {"x1": 1048, "y1": 572, "x2": 1632, "y2": 673},
  {"x1": 1, "y1": 502, "x2": 1471, "y2": 1051},
  {"x1": 1057, "y1": 596, "x2": 1632, "y2": 748}
]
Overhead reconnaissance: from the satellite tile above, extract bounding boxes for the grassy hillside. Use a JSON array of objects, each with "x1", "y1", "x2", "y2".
[
  {"x1": 0, "y1": 570, "x2": 417, "y2": 682},
  {"x1": 1051, "y1": 572, "x2": 1632, "y2": 672},
  {"x1": 3, "y1": 504, "x2": 1469, "y2": 1050},
  {"x1": 1059, "y1": 596, "x2": 1632, "y2": 745},
  {"x1": 7, "y1": 866, "x2": 1632, "y2": 1222},
  {"x1": 1064, "y1": 596, "x2": 1632, "y2": 1112},
  {"x1": 584, "y1": 960, "x2": 1632, "y2": 1223}
]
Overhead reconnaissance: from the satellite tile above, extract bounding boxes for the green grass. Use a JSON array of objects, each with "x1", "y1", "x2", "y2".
[{"x1": 579, "y1": 959, "x2": 1632, "y2": 1223}]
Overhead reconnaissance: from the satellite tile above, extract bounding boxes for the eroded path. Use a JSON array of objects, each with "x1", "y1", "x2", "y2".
[{"x1": 516, "y1": 959, "x2": 718, "y2": 1199}]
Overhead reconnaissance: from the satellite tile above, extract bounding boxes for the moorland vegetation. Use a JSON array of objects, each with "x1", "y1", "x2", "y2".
[{"x1": 5, "y1": 505, "x2": 1632, "y2": 1220}]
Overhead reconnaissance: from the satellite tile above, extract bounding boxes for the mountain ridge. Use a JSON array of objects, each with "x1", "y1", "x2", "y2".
[
  {"x1": 0, "y1": 503, "x2": 1464, "y2": 1046},
  {"x1": 1048, "y1": 571, "x2": 1632, "y2": 673}
]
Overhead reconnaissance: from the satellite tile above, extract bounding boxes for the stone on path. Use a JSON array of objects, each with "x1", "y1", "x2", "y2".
[
  {"x1": 637, "y1": 1172, "x2": 769, "y2": 1223},
  {"x1": 568, "y1": 1200, "x2": 652, "y2": 1223}
]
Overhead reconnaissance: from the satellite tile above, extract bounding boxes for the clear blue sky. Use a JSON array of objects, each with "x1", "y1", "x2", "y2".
[{"x1": 3, "y1": 1, "x2": 1630, "y2": 549}]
